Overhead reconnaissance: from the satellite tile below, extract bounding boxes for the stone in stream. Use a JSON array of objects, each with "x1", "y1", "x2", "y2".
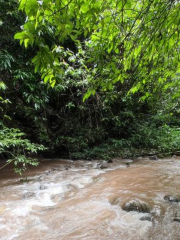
[
  {"x1": 93, "y1": 161, "x2": 109, "y2": 169},
  {"x1": 125, "y1": 162, "x2": 130, "y2": 168},
  {"x1": 173, "y1": 217, "x2": 180, "y2": 223},
  {"x1": 65, "y1": 165, "x2": 70, "y2": 170},
  {"x1": 149, "y1": 155, "x2": 158, "y2": 160},
  {"x1": 107, "y1": 159, "x2": 113, "y2": 163},
  {"x1": 174, "y1": 151, "x2": 180, "y2": 156},
  {"x1": 172, "y1": 212, "x2": 180, "y2": 222},
  {"x1": 100, "y1": 164, "x2": 108, "y2": 169},
  {"x1": 22, "y1": 192, "x2": 35, "y2": 199},
  {"x1": 52, "y1": 167, "x2": 59, "y2": 171},
  {"x1": 164, "y1": 195, "x2": 180, "y2": 203},
  {"x1": 122, "y1": 200, "x2": 151, "y2": 213},
  {"x1": 64, "y1": 164, "x2": 72, "y2": 170},
  {"x1": 140, "y1": 215, "x2": 152, "y2": 222},
  {"x1": 39, "y1": 185, "x2": 47, "y2": 190},
  {"x1": 45, "y1": 170, "x2": 51, "y2": 175},
  {"x1": 51, "y1": 194, "x2": 64, "y2": 203},
  {"x1": 39, "y1": 176, "x2": 45, "y2": 180}
]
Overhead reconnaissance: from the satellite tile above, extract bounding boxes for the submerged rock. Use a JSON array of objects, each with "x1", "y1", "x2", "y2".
[
  {"x1": 52, "y1": 167, "x2": 59, "y2": 171},
  {"x1": 164, "y1": 195, "x2": 180, "y2": 203},
  {"x1": 174, "y1": 151, "x2": 180, "y2": 156},
  {"x1": 125, "y1": 162, "x2": 130, "y2": 168},
  {"x1": 108, "y1": 196, "x2": 121, "y2": 205},
  {"x1": 140, "y1": 215, "x2": 152, "y2": 222},
  {"x1": 172, "y1": 211, "x2": 180, "y2": 222},
  {"x1": 122, "y1": 200, "x2": 151, "y2": 213},
  {"x1": 39, "y1": 175, "x2": 45, "y2": 180},
  {"x1": 173, "y1": 217, "x2": 180, "y2": 223},
  {"x1": 100, "y1": 164, "x2": 108, "y2": 169},
  {"x1": 107, "y1": 159, "x2": 113, "y2": 163},
  {"x1": 39, "y1": 185, "x2": 47, "y2": 190},
  {"x1": 51, "y1": 194, "x2": 64, "y2": 203},
  {"x1": 20, "y1": 178, "x2": 30, "y2": 183},
  {"x1": 45, "y1": 170, "x2": 51, "y2": 175},
  {"x1": 149, "y1": 155, "x2": 158, "y2": 160},
  {"x1": 93, "y1": 161, "x2": 109, "y2": 170},
  {"x1": 22, "y1": 192, "x2": 35, "y2": 199}
]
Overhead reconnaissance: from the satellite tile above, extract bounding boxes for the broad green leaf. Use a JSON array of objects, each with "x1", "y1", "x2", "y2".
[{"x1": 80, "y1": 4, "x2": 89, "y2": 13}]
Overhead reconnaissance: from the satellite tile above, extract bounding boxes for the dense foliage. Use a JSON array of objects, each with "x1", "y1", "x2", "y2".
[
  {"x1": 1, "y1": 0, "x2": 180, "y2": 173},
  {"x1": 15, "y1": 0, "x2": 180, "y2": 99}
]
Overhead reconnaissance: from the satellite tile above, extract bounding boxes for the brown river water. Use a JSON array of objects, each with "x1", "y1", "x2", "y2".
[{"x1": 0, "y1": 157, "x2": 180, "y2": 240}]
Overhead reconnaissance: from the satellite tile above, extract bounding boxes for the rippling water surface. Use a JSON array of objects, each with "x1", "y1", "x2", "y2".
[{"x1": 0, "y1": 157, "x2": 180, "y2": 240}]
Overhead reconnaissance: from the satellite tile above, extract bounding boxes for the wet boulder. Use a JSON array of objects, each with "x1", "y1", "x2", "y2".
[
  {"x1": 149, "y1": 155, "x2": 158, "y2": 161},
  {"x1": 122, "y1": 200, "x2": 151, "y2": 213},
  {"x1": 164, "y1": 195, "x2": 180, "y2": 203}
]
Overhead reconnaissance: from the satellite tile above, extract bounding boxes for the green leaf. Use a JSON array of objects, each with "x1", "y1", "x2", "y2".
[
  {"x1": 18, "y1": 0, "x2": 27, "y2": 11},
  {"x1": 0, "y1": 81, "x2": 6, "y2": 90},
  {"x1": 81, "y1": 4, "x2": 89, "y2": 13},
  {"x1": 25, "y1": 0, "x2": 38, "y2": 16}
]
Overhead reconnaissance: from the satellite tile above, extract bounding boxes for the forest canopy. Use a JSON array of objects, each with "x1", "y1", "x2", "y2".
[{"x1": 15, "y1": 0, "x2": 180, "y2": 100}]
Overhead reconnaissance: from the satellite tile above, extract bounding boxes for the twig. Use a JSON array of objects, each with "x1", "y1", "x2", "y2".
[{"x1": 0, "y1": 206, "x2": 5, "y2": 215}]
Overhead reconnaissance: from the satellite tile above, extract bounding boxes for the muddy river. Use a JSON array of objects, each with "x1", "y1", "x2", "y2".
[{"x1": 0, "y1": 157, "x2": 180, "y2": 240}]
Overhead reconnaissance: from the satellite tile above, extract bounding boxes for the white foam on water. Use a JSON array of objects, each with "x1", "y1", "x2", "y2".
[
  {"x1": 12, "y1": 205, "x2": 31, "y2": 217},
  {"x1": 25, "y1": 215, "x2": 49, "y2": 231},
  {"x1": 5, "y1": 233, "x2": 19, "y2": 240},
  {"x1": 36, "y1": 192, "x2": 55, "y2": 207},
  {"x1": 0, "y1": 224, "x2": 7, "y2": 230},
  {"x1": 71, "y1": 176, "x2": 93, "y2": 188}
]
